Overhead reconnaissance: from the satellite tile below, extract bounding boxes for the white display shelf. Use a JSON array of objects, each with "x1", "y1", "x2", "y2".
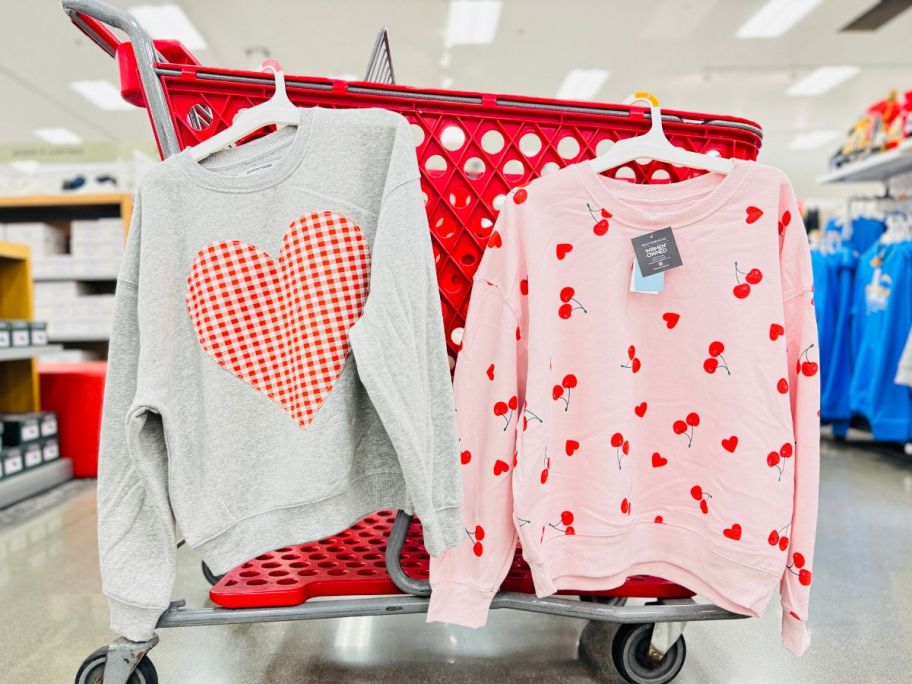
[
  {"x1": 33, "y1": 272, "x2": 120, "y2": 282},
  {"x1": 0, "y1": 345, "x2": 64, "y2": 362},
  {"x1": 47, "y1": 333, "x2": 110, "y2": 342},
  {"x1": 0, "y1": 459, "x2": 73, "y2": 509},
  {"x1": 818, "y1": 138, "x2": 912, "y2": 184}
]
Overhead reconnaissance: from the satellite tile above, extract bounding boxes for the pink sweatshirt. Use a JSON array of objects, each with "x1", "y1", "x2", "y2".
[{"x1": 427, "y1": 159, "x2": 819, "y2": 655}]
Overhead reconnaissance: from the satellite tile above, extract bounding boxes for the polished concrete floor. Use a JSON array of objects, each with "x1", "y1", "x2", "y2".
[{"x1": 1, "y1": 437, "x2": 910, "y2": 683}]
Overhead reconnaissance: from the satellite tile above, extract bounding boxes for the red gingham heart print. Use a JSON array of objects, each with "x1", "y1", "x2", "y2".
[{"x1": 186, "y1": 210, "x2": 370, "y2": 429}]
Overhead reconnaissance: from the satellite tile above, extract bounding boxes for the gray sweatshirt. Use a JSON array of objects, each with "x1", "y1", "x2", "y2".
[{"x1": 98, "y1": 108, "x2": 463, "y2": 642}]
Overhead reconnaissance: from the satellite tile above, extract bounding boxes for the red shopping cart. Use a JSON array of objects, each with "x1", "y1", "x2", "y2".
[{"x1": 64, "y1": 2, "x2": 760, "y2": 682}]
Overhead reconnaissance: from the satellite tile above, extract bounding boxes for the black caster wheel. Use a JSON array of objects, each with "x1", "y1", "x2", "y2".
[
  {"x1": 75, "y1": 646, "x2": 158, "y2": 684},
  {"x1": 611, "y1": 623, "x2": 686, "y2": 684},
  {"x1": 202, "y1": 560, "x2": 225, "y2": 586}
]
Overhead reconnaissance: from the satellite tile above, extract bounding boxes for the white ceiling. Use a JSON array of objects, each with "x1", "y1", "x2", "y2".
[{"x1": 3, "y1": 0, "x2": 911, "y2": 197}]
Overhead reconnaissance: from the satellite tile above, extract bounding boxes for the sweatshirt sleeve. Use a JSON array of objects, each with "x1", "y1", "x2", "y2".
[
  {"x1": 777, "y1": 179, "x2": 821, "y2": 656},
  {"x1": 427, "y1": 192, "x2": 528, "y2": 628},
  {"x1": 348, "y1": 117, "x2": 463, "y2": 556},
  {"x1": 97, "y1": 190, "x2": 178, "y2": 643}
]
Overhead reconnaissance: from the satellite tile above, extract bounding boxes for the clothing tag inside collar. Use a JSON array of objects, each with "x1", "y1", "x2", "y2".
[
  {"x1": 631, "y1": 227, "x2": 683, "y2": 277},
  {"x1": 242, "y1": 161, "x2": 275, "y2": 176}
]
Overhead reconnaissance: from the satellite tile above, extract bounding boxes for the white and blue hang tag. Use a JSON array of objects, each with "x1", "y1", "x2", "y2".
[{"x1": 629, "y1": 226, "x2": 683, "y2": 294}]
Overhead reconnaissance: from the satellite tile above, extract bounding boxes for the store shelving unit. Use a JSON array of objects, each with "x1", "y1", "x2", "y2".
[
  {"x1": 817, "y1": 138, "x2": 912, "y2": 184},
  {"x1": 0, "y1": 240, "x2": 73, "y2": 506}
]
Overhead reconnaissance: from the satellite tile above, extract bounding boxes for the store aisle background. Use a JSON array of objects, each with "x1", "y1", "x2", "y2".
[{"x1": 0, "y1": 437, "x2": 909, "y2": 684}]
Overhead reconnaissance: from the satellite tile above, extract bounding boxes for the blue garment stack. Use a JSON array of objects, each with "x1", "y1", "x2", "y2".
[{"x1": 813, "y1": 216, "x2": 912, "y2": 442}]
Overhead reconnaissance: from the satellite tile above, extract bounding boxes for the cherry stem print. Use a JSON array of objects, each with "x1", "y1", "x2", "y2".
[
  {"x1": 766, "y1": 441, "x2": 793, "y2": 482},
  {"x1": 798, "y1": 344, "x2": 819, "y2": 377},
  {"x1": 493, "y1": 395, "x2": 518, "y2": 431},
  {"x1": 524, "y1": 408, "x2": 543, "y2": 424},
  {"x1": 768, "y1": 523, "x2": 792, "y2": 550},
  {"x1": 553, "y1": 374, "x2": 577, "y2": 411},
  {"x1": 540, "y1": 449, "x2": 551, "y2": 484},
  {"x1": 465, "y1": 525, "x2": 485, "y2": 557},
  {"x1": 690, "y1": 485, "x2": 712, "y2": 514},
  {"x1": 586, "y1": 202, "x2": 611, "y2": 235},
  {"x1": 704, "y1": 340, "x2": 731, "y2": 375},
  {"x1": 548, "y1": 510, "x2": 576, "y2": 535},
  {"x1": 610, "y1": 432, "x2": 630, "y2": 470},
  {"x1": 586, "y1": 203, "x2": 602, "y2": 222},
  {"x1": 516, "y1": 516, "x2": 530, "y2": 527},
  {"x1": 559, "y1": 286, "x2": 588, "y2": 319},
  {"x1": 621, "y1": 344, "x2": 642, "y2": 373},
  {"x1": 786, "y1": 552, "x2": 813, "y2": 586},
  {"x1": 732, "y1": 261, "x2": 763, "y2": 299},
  {"x1": 674, "y1": 412, "x2": 700, "y2": 448}
]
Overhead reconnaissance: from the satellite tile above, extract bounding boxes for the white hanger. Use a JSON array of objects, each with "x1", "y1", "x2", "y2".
[
  {"x1": 590, "y1": 92, "x2": 734, "y2": 175},
  {"x1": 189, "y1": 60, "x2": 300, "y2": 162}
]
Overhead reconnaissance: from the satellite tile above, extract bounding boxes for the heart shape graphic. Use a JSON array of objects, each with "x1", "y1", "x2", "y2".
[
  {"x1": 662, "y1": 312, "x2": 680, "y2": 329},
  {"x1": 186, "y1": 211, "x2": 370, "y2": 429},
  {"x1": 493, "y1": 459, "x2": 510, "y2": 476},
  {"x1": 769, "y1": 323, "x2": 784, "y2": 341},
  {"x1": 565, "y1": 439, "x2": 580, "y2": 456},
  {"x1": 723, "y1": 524, "x2": 742, "y2": 541},
  {"x1": 745, "y1": 206, "x2": 763, "y2": 224},
  {"x1": 634, "y1": 402, "x2": 648, "y2": 417},
  {"x1": 556, "y1": 243, "x2": 574, "y2": 260},
  {"x1": 488, "y1": 230, "x2": 503, "y2": 248},
  {"x1": 486, "y1": 363, "x2": 495, "y2": 380},
  {"x1": 651, "y1": 452, "x2": 668, "y2": 468},
  {"x1": 721, "y1": 436, "x2": 739, "y2": 453}
]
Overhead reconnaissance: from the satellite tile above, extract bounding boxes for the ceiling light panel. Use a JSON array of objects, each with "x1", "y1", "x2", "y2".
[
  {"x1": 33, "y1": 128, "x2": 83, "y2": 145},
  {"x1": 789, "y1": 130, "x2": 841, "y2": 150},
  {"x1": 445, "y1": 0, "x2": 502, "y2": 46},
  {"x1": 128, "y1": 4, "x2": 207, "y2": 50},
  {"x1": 556, "y1": 69, "x2": 610, "y2": 101},
  {"x1": 71, "y1": 80, "x2": 133, "y2": 111},
  {"x1": 786, "y1": 66, "x2": 860, "y2": 96},
  {"x1": 737, "y1": 0, "x2": 824, "y2": 38}
]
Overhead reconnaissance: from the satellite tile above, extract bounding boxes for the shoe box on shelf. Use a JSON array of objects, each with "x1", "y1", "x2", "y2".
[
  {"x1": 0, "y1": 320, "x2": 48, "y2": 349},
  {"x1": 0, "y1": 411, "x2": 60, "y2": 480}
]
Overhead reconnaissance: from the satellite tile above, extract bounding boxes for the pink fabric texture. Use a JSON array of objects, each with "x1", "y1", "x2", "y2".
[{"x1": 427, "y1": 160, "x2": 820, "y2": 655}]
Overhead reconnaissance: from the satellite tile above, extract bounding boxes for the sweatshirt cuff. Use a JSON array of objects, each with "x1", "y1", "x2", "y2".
[
  {"x1": 781, "y1": 610, "x2": 810, "y2": 655},
  {"x1": 107, "y1": 596, "x2": 164, "y2": 643},
  {"x1": 418, "y1": 505, "x2": 464, "y2": 556},
  {"x1": 427, "y1": 581, "x2": 495, "y2": 628}
]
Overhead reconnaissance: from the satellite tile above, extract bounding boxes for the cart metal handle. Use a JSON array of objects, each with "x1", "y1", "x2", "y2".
[{"x1": 61, "y1": 0, "x2": 181, "y2": 157}]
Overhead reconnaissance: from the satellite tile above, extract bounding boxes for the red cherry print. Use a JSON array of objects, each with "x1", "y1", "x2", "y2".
[
  {"x1": 631, "y1": 358, "x2": 642, "y2": 373},
  {"x1": 520, "y1": 278, "x2": 529, "y2": 295},
  {"x1": 516, "y1": 326, "x2": 521, "y2": 341},
  {"x1": 556, "y1": 243, "x2": 573, "y2": 260},
  {"x1": 634, "y1": 402, "x2": 647, "y2": 417},
  {"x1": 473, "y1": 542, "x2": 483, "y2": 556},
  {"x1": 708, "y1": 341, "x2": 725, "y2": 357},
  {"x1": 769, "y1": 323, "x2": 785, "y2": 341},
  {"x1": 690, "y1": 486, "x2": 703, "y2": 500},
  {"x1": 793, "y1": 552, "x2": 805, "y2": 568},
  {"x1": 601, "y1": 208, "x2": 612, "y2": 218},
  {"x1": 513, "y1": 188, "x2": 528, "y2": 204},
  {"x1": 562, "y1": 374, "x2": 578, "y2": 389},
  {"x1": 552, "y1": 385, "x2": 564, "y2": 400},
  {"x1": 767, "y1": 451, "x2": 781, "y2": 467},
  {"x1": 460, "y1": 450, "x2": 472, "y2": 465},
  {"x1": 700, "y1": 500, "x2": 709, "y2": 514},
  {"x1": 799, "y1": 569, "x2": 812, "y2": 586},
  {"x1": 553, "y1": 374, "x2": 576, "y2": 411},
  {"x1": 686, "y1": 412, "x2": 700, "y2": 427},
  {"x1": 565, "y1": 439, "x2": 580, "y2": 456},
  {"x1": 560, "y1": 286, "x2": 575, "y2": 302},
  {"x1": 475, "y1": 525, "x2": 485, "y2": 541},
  {"x1": 721, "y1": 436, "x2": 738, "y2": 453},
  {"x1": 610, "y1": 432, "x2": 624, "y2": 448},
  {"x1": 558, "y1": 304, "x2": 572, "y2": 319},
  {"x1": 486, "y1": 364, "x2": 495, "y2": 381},
  {"x1": 620, "y1": 498, "x2": 630, "y2": 515},
  {"x1": 628, "y1": 345, "x2": 636, "y2": 360},
  {"x1": 782, "y1": 210, "x2": 791, "y2": 227},
  {"x1": 723, "y1": 523, "x2": 742, "y2": 541},
  {"x1": 488, "y1": 230, "x2": 503, "y2": 248},
  {"x1": 622, "y1": 440, "x2": 630, "y2": 455},
  {"x1": 651, "y1": 452, "x2": 668, "y2": 468},
  {"x1": 733, "y1": 283, "x2": 751, "y2": 299},
  {"x1": 745, "y1": 268, "x2": 763, "y2": 285},
  {"x1": 674, "y1": 420, "x2": 688, "y2": 435},
  {"x1": 704, "y1": 358, "x2": 719, "y2": 374},
  {"x1": 557, "y1": 289, "x2": 587, "y2": 319},
  {"x1": 508, "y1": 395, "x2": 518, "y2": 410},
  {"x1": 565, "y1": 526, "x2": 576, "y2": 535},
  {"x1": 561, "y1": 511, "x2": 574, "y2": 525},
  {"x1": 654, "y1": 516, "x2": 664, "y2": 524},
  {"x1": 779, "y1": 535, "x2": 789, "y2": 551},
  {"x1": 493, "y1": 402, "x2": 508, "y2": 416},
  {"x1": 540, "y1": 468, "x2": 549, "y2": 484},
  {"x1": 799, "y1": 344, "x2": 819, "y2": 376},
  {"x1": 789, "y1": 611, "x2": 800, "y2": 620},
  {"x1": 777, "y1": 378, "x2": 789, "y2": 394},
  {"x1": 493, "y1": 459, "x2": 510, "y2": 475},
  {"x1": 780, "y1": 442, "x2": 793, "y2": 459},
  {"x1": 745, "y1": 206, "x2": 763, "y2": 224},
  {"x1": 587, "y1": 203, "x2": 610, "y2": 235},
  {"x1": 662, "y1": 312, "x2": 680, "y2": 329},
  {"x1": 768, "y1": 530, "x2": 780, "y2": 545}
]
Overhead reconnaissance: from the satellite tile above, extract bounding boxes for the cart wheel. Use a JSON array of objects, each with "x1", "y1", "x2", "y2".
[
  {"x1": 74, "y1": 646, "x2": 158, "y2": 684},
  {"x1": 202, "y1": 561, "x2": 224, "y2": 586},
  {"x1": 611, "y1": 623, "x2": 686, "y2": 684}
]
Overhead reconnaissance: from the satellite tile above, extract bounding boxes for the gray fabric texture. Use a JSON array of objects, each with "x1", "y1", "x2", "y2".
[{"x1": 97, "y1": 108, "x2": 463, "y2": 642}]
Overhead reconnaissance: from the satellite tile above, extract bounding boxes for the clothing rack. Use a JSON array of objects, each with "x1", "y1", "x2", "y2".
[{"x1": 62, "y1": 1, "x2": 762, "y2": 682}]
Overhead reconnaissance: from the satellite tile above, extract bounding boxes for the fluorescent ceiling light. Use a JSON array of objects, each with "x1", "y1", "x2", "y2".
[
  {"x1": 737, "y1": 0, "x2": 823, "y2": 38},
  {"x1": 128, "y1": 4, "x2": 206, "y2": 50},
  {"x1": 445, "y1": 0, "x2": 501, "y2": 46},
  {"x1": 9, "y1": 161, "x2": 41, "y2": 174},
  {"x1": 787, "y1": 66, "x2": 860, "y2": 96},
  {"x1": 33, "y1": 128, "x2": 82, "y2": 145},
  {"x1": 556, "y1": 69, "x2": 610, "y2": 101},
  {"x1": 71, "y1": 80, "x2": 133, "y2": 111},
  {"x1": 789, "y1": 130, "x2": 841, "y2": 150}
]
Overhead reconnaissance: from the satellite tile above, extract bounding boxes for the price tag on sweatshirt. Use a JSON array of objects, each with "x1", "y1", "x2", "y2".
[{"x1": 631, "y1": 227, "x2": 683, "y2": 276}]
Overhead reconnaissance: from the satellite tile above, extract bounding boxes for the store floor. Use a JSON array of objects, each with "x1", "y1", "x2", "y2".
[{"x1": 1, "y1": 437, "x2": 910, "y2": 684}]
